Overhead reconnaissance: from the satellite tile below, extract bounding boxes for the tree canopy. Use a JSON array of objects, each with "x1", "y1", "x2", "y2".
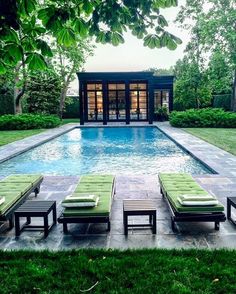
[
  {"x1": 0, "y1": 0, "x2": 181, "y2": 73},
  {"x1": 176, "y1": 0, "x2": 236, "y2": 110}
]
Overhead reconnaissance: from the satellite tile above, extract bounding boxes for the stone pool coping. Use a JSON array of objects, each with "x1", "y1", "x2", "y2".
[
  {"x1": 0, "y1": 121, "x2": 235, "y2": 177},
  {"x1": 155, "y1": 122, "x2": 236, "y2": 177}
]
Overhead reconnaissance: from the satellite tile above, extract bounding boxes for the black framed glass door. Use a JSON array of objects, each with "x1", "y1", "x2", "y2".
[
  {"x1": 108, "y1": 83, "x2": 126, "y2": 121},
  {"x1": 129, "y1": 83, "x2": 147, "y2": 120},
  {"x1": 87, "y1": 83, "x2": 103, "y2": 121}
]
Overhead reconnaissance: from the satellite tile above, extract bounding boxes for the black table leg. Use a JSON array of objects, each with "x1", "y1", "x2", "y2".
[
  {"x1": 152, "y1": 212, "x2": 156, "y2": 234},
  {"x1": 26, "y1": 216, "x2": 31, "y2": 225},
  {"x1": 227, "y1": 199, "x2": 231, "y2": 220},
  {"x1": 63, "y1": 222, "x2": 68, "y2": 234},
  {"x1": 149, "y1": 215, "x2": 153, "y2": 224},
  {"x1": 15, "y1": 215, "x2": 20, "y2": 237},
  {"x1": 53, "y1": 204, "x2": 57, "y2": 224},
  {"x1": 123, "y1": 212, "x2": 128, "y2": 235},
  {"x1": 44, "y1": 215, "x2": 49, "y2": 238}
]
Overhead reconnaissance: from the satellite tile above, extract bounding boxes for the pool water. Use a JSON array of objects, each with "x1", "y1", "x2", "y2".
[{"x1": 0, "y1": 127, "x2": 212, "y2": 176}]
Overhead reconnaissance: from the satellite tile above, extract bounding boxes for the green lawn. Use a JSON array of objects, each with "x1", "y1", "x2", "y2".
[
  {"x1": 60, "y1": 118, "x2": 80, "y2": 125},
  {"x1": 0, "y1": 119, "x2": 80, "y2": 147},
  {"x1": 0, "y1": 249, "x2": 235, "y2": 294},
  {"x1": 183, "y1": 128, "x2": 236, "y2": 156},
  {"x1": 0, "y1": 129, "x2": 45, "y2": 147}
]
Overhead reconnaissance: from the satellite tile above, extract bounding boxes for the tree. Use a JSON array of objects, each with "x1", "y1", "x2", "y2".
[
  {"x1": 52, "y1": 40, "x2": 93, "y2": 118},
  {"x1": 145, "y1": 67, "x2": 174, "y2": 75},
  {"x1": 173, "y1": 56, "x2": 211, "y2": 110},
  {"x1": 0, "y1": 0, "x2": 182, "y2": 71},
  {"x1": 0, "y1": 0, "x2": 182, "y2": 114},
  {"x1": 207, "y1": 50, "x2": 233, "y2": 95},
  {"x1": 176, "y1": 0, "x2": 236, "y2": 110},
  {"x1": 25, "y1": 70, "x2": 61, "y2": 115}
]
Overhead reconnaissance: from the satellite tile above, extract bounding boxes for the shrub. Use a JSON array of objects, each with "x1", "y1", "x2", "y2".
[
  {"x1": 63, "y1": 96, "x2": 80, "y2": 118},
  {"x1": 0, "y1": 114, "x2": 61, "y2": 130},
  {"x1": 154, "y1": 106, "x2": 169, "y2": 121},
  {"x1": 169, "y1": 108, "x2": 236, "y2": 128}
]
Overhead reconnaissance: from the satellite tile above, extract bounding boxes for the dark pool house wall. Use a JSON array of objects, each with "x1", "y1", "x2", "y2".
[{"x1": 77, "y1": 71, "x2": 174, "y2": 125}]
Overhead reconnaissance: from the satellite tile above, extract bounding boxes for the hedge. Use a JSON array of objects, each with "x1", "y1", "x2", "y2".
[
  {"x1": 169, "y1": 108, "x2": 236, "y2": 128},
  {"x1": 0, "y1": 114, "x2": 61, "y2": 130}
]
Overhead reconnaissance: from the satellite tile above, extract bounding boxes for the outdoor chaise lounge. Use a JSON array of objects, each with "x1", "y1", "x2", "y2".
[
  {"x1": 58, "y1": 175, "x2": 115, "y2": 233},
  {"x1": 159, "y1": 173, "x2": 226, "y2": 232},
  {"x1": 0, "y1": 174, "x2": 43, "y2": 229}
]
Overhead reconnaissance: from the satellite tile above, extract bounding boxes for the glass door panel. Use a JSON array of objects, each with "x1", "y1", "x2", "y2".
[
  {"x1": 117, "y1": 91, "x2": 126, "y2": 119},
  {"x1": 87, "y1": 92, "x2": 96, "y2": 120},
  {"x1": 108, "y1": 91, "x2": 117, "y2": 120},
  {"x1": 129, "y1": 85, "x2": 147, "y2": 120},
  {"x1": 108, "y1": 83, "x2": 126, "y2": 121},
  {"x1": 87, "y1": 84, "x2": 103, "y2": 121},
  {"x1": 130, "y1": 91, "x2": 138, "y2": 120},
  {"x1": 96, "y1": 91, "x2": 103, "y2": 120}
]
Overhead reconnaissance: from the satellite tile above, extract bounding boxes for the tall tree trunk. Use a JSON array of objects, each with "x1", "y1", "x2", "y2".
[
  {"x1": 232, "y1": 69, "x2": 236, "y2": 111},
  {"x1": 59, "y1": 82, "x2": 70, "y2": 119},
  {"x1": 14, "y1": 60, "x2": 26, "y2": 114}
]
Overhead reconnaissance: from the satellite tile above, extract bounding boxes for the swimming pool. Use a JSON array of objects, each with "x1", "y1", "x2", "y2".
[{"x1": 0, "y1": 127, "x2": 212, "y2": 176}]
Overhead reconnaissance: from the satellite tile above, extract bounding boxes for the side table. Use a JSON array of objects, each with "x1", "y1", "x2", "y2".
[
  {"x1": 14, "y1": 200, "x2": 57, "y2": 238},
  {"x1": 123, "y1": 199, "x2": 156, "y2": 235},
  {"x1": 227, "y1": 197, "x2": 236, "y2": 226}
]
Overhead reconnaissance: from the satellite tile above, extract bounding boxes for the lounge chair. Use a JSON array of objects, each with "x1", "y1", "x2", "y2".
[
  {"x1": 0, "y1": 174, "x2": 43, "y2": 229},
  {"x1": 58, "y1": 175, "x2": 115, "y2": 233},
  {"x1": 158, "y1": 173, "x2": 226, "y2": 232}
]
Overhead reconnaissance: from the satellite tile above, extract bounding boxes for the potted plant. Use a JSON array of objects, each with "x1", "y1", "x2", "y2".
[{"x1": 154, "y1": 106, "x2": 169, "y2": 121}]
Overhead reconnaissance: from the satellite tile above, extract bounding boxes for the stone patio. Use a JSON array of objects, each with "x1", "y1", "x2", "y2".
[{"x1": 0, "y1": 122, "x2": 236, "y2": 250}]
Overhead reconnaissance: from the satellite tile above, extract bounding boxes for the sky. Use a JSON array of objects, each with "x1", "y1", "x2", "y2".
[
  {"x1": 70, "y1": 1, "x2": 189, "y2": 91},
  {"x1": 84, "y1": 3, "x2": 189, "y2": 72}
]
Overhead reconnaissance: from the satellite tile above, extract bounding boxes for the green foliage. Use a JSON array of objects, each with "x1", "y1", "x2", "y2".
[
  {"x1": 0, "y1": 0, "x2": 182, "y2": 71},
  {"x1": 145, "y1": 67, "x2": 174, "y2": 75},
  {"x1": 175, "y1": 0, "x2": 236, "y2": 110},
  {"x1": 173, "y1": 57, "x2": 212, "y2": 111},
  {"x1": 213, "y1": 94, "x2": 232, "y2": 111},
  {"x1": 207, "y1": 50, "x2": 232, "y2": 95},
  {"x1": 63, "y1": 96, "x2": 80, "y2": 118},
  {"x1": 25, "y1": 70, "x2": 61, "y2": 115},
  {"x1": 0, "y1": 114, "x2": 60, "y2": 130},
  {"x1": 0, "y1": 74, "x2": 14, "y2": 115},
  {"x1": 170, "y1": 108, "x2": 236, "y2": 128},
  {"x1": 1, "y1": 249, "x2": 236, "y2": 293},
  {"x1": 154, "y1": 106, "x2": 169, "y2": 121}
]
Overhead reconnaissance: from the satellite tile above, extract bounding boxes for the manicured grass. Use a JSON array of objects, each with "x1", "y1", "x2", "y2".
[
  {"x1": 0, "y1": 249, "x2": 236, "y2": 294},
  {"x1": 0, "y1": 119, "x2": 80, "y2": 146},
  {"x1": 183, "y1": 128, "x2": 236, "y2": 156},
  {"x1": 61, "y1": 118, "x2": 80, "y2": 125},
  {"x1": 0, "y1": 129, "x2": 44, "y2": 147}
]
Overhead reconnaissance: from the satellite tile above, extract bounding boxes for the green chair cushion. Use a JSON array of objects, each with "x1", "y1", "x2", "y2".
[
  {"x1": 75, "y1": 183, "x2": 113, "y2": 193},
  {"x1": 0, "y1": 183, "x2": 31, "y2": 195},
  {"x1": 0, "y1": 192, "x2": 23, "y2": 215},
  {"x1": 0, "y1": 174, "x2": 43, "y2": 216},
  {"x1": 159, "y1": 173, "x2": 194, "y2": 182},
  {"x1": 159, "y1": 173, "x2": 224, "y2": 214},
  {"x1": 166, "y1": 190, "x2": 224, "y2": 213},
  {"x1": 79, "y1": 175, "x2": 114, "y2": 184},
  {"x1": 2, "y1": 174, "x2": 43, "y2": 185},
  {"x1": 63, "y1": 175, "x2": 114, "y2": 217}
]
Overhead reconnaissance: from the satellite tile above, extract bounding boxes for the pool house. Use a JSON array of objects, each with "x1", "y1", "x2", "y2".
[{"x1": 77, "y1": 71, "x2": 174, "y2": 125}]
